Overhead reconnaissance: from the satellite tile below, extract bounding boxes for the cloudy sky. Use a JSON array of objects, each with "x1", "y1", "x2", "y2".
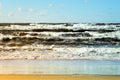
[{"x1": 0, "y1": 0, "x2": 120, "y2": 23}]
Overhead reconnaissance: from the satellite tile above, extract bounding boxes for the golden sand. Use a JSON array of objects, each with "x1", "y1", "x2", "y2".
[{"x1": 0, "y1": 75, "x2": 119, "y2": 80}]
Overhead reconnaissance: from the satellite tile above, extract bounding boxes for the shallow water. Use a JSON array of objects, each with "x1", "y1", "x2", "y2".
[{"x1": 0, "y1": 60, "x2": 120, "y2": 75}]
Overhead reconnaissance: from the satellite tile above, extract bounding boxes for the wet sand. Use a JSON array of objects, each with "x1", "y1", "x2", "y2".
[{"x1": 0, "y1": 75, "x2": 120, "y2": 80}]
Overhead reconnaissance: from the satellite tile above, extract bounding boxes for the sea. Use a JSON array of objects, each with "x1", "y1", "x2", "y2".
[{"x1": 0, "y1": 23, "x2": 120, "y2": 74}]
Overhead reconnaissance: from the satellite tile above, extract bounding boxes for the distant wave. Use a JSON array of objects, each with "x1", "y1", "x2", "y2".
[{"x1": 0, "y1": 23, "x2": 120, "y2": 46}]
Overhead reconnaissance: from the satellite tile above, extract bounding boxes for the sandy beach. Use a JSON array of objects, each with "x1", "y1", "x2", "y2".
[{"x1": 0, "y1": 75, "x2": 120, "y2": 80}]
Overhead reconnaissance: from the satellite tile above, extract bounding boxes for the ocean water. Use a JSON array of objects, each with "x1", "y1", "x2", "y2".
[
  {"x1": 0, "y1": 23, "x2": 120, "y2": 75},
  {"x1": 0, "y1": 60, "x2": 120, "y2": 75},
  {"x1": 0, "y1": 23, "x2": 120, "y2": 60}
]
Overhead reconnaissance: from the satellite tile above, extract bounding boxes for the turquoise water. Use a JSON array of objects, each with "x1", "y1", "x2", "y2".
[{"x1": 0, "y1": 60, "x2": 120, "y2": 75}]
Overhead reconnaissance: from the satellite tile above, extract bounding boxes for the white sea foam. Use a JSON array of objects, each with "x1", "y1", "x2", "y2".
[
  {"x1": 0, "y1": 23, "x2": 120, "y2": 60},
  {"x1": 1, "y1": 23, "x2": 119, "y2": 30}
]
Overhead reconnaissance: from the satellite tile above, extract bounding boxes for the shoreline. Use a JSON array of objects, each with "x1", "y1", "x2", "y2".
[
  {"x1": 0, "y1": 47, "x2": 120, "y2": 60},
  {"x1": 0, "y1": 60, "x2": 120, "y2": 75},
  {"x1": 0, "y1": 57, "x2": 120, "y2": 60}
]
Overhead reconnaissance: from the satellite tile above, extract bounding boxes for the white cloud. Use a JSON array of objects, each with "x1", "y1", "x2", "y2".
[
  {"x1": 0, "y1": 13, "x2": 2, "y2": 16},
  {"x1": 36, "y1": 11, "x2": 48, "y2": 16},
  {"x1": 8, "y1": 12, "x2": 13, "y2": 17},
  {"x1": 48, "y1": 3, "x2": 64, "y2": 7},
  {"x1": 18, "y1": 8, "x2": 23, "y2": 12},
  {"x1": 0, "y1": 2, "x2": 2, "y2": 9},
  {"x1": 28, "y1": 8, "x2": 34, "y2": 12},
  {"x1": 48, "y1": 4, "x2": 53, "y2": 7},
  {"x1": 18, "y1": 7, "x2": 34, "y2": 12}
]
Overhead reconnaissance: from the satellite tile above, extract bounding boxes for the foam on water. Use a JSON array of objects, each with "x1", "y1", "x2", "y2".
[{"x1": 0, "y1": 23, "x2": 120, "y2": 60}]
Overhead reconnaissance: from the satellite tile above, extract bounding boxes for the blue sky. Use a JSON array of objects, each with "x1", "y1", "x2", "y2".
[{"x1": 0, "y1": 0, "x2": 120, "y2": 23}]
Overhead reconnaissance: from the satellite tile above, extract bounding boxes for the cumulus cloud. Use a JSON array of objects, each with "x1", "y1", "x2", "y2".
[
  {"x1": 48, "y1": 4, "x2": 53, "y2": 7},
  {"x1": 18, "y1": 7, "x2": 23, "y2": 12},
  {"x1": 48, "y1": 3, "x2": 64, "y2": 7},
  {"x1": 17, "y1": 7, "x2": 47, "y2": 17},
  {"x1": 18, "y1": 7, "x2": 34, "y2": 12},
  {"x1": 28, "y1": 8, "x2": 34, "y2": 12},
  {"x1": 0, "y1": 13, "x2": 2, "y2": 16},
  {"x1": 0, "y1": 2, "x2": 2, "y2": 9},
  {"x1": 8, "y1": 12, "x2": 13, "y2": 17},
  {"x1": 36, "y1": 11, "x2": 48, "y2": 16}
]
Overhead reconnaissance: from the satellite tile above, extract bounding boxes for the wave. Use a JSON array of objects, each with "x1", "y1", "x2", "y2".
[
  {"x1": 0, "y1": 23, "x2": 120, "y2": 46},
  {"x1": 0, "y1": 23, "x2": 120, "y2": 60}
]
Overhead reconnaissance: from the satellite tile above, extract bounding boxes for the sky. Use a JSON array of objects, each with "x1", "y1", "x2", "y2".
[{"x1": 0, "y1": 0, "x2": 120, "y2": 23}]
